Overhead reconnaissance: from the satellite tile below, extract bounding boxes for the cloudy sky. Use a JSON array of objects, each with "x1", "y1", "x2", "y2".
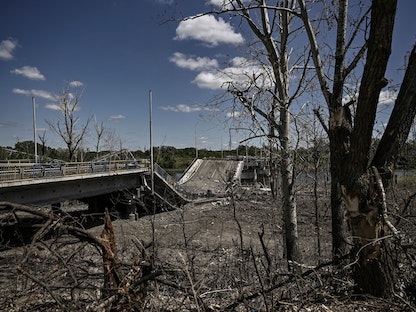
[{"x1": 1, "y1": 0, "x2": 415, "y2": 153}]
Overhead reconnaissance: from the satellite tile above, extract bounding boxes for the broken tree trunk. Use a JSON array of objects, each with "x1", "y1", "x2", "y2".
[
  {"x1": 100, "y1": 208, "x2": 123, "y2": 298},
  {"x1": 343, "y1": 167, "x2": 398, "y2": 297},
  {"x1": 99, "y1": 208, "x2": 149, "y2": 309}
]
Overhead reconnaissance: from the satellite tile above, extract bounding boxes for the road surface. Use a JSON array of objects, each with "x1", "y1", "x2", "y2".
[{"x1": 177, "y1": 159, "x2": 243, "y2": 197}]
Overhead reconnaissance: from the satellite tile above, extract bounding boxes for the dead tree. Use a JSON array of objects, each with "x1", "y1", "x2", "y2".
[
  {"x1": 46, "y1": 83, "x2": 91, "y2": 162},
  {"x1": 299, "y1": 0, "x2": 416, "y2": 297},
  {"x1": 222, "y1": 0, "x2": 314, "y2": 265},
  {"x1": 93, "y1": 116, "x2": 106, "y2": 160}
]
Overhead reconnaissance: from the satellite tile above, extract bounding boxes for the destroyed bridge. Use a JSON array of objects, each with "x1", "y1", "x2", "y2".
[{"x1": 0, "y1": 152, "x2": 245, "y2": 215}]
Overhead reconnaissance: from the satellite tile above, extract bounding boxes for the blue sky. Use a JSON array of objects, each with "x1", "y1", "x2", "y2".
[{"x1": 1, "y1": 0, "x2": 415, "y2": 153}]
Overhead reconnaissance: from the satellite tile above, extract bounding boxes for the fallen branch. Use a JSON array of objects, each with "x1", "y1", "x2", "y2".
[
  {"x1": 16, "y1": 265, "x2": 65, "y2": 310},
  {"x1": 224, "y1": 254, "x2": 350, "y2": 310}
]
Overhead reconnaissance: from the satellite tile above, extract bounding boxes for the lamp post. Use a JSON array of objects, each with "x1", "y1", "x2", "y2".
[
  {"x1": 32, "y1": 97, "x2": 38, "y2": 163},
  {"x1": 194, "y1": 122, "x2": 199, "y2": 159},
  {"x1": 149, "y1": 90, "x2": 154, "y2": 195}
]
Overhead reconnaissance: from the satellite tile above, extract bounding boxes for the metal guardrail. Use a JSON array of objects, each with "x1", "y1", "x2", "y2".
[
  {"x1": 154, "y1": 163, "x2": 177, "y2": 188},
  {"x1": 0, "y1": 159, "x2": 150, "y2": 183}
]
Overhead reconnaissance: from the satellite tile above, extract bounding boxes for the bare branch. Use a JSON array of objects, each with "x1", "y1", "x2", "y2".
[{"x1": 313, "y1": 108, "x2": 329, "y2": 135}]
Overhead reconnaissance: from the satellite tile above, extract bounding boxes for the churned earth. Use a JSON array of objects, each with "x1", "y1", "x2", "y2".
[{"x1": 0, "y1": 172, "x2": 415, "y2": 311}]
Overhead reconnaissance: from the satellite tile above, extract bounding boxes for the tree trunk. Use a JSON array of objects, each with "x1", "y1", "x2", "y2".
[
  {"x1": 298, "y1": 0, "x2": 351, "y2": 261},
  {"x1": 280, "y1": 107, "x2": 302, "y2": 264},
  {"x1": 300, "y1": 0, "x2": 415, "y2": 298},
  {"x1": 372, "y1": 44, "x2": 416, "y2": 172},
  {"x1": 329, "y1": 110, "x2": 351, "y2": 259},
  {"x1": 342, "y1": 0, "x2": 398, "y2": 297},
  {"x1": 100, "y1": 208, "x2": 123, "y2": 297},
  {"x1": 343, "y1": 168, "x2": 397, "y2": 297},
  {"x1": 356, "y1": 43, "x2": 416, "y2": 297},
  {"x1": 329, "y1": 172, "x2": 347, "y2": 259}
]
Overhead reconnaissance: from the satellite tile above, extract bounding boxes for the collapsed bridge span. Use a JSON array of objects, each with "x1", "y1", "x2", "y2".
[{"x1": 177, "y1": 159, "x2": 243, "y2": 198}]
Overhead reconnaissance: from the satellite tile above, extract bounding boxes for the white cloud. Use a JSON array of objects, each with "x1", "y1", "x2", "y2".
[
  {"x1": 160, "y1": 104, "x2": 203, "y2": 113},
  {"x1": 226, "y1": 111, "x2": 241, "y2": 118},
  {"x1": 44, "y1": 103, "x2": 80, "y2": 111},
  {"x1": 192, "y1": 71, "x2": 227, "y2": 90},
  {"x1": 208, "y1": 0, "x2": 225, "y2": 5},
  {"x1": 207, "y1": 0, "x2": 235, "y2": 10},
  {"x1": 378, "y1": 89, "x2": 397, "y2": 106},
  {"x1": 342, "y1": 89, "x2": 398, "y2": 106},
  {"x1": 11, "y1": 66, "x2": 46, "y2": 80},
  {"x1": 175, "y1": 15, "x2": 244, "y2": 47},
  {"x1": 69, "y1": 80, "x2": 84, "y2": 87},
  {"x1": 169, "y1": 52, "x2": 218, "y2": 71},
  {"x1": 0, "y1": 39, "x2": 18, "y2": 60},
  {"x1": 44, "y1": 104, "x2": 62, "y2": 111},
  {"x1": 0, "y1": 121, "x2": 17, "y2": 127},
  {"x1": 12, "y1": 88, "x2": 56, "y2": 101},
  {"x1": 192, "y1": 57, "x2": 267, "y2": 90},
  {"x1": 109, "y1": 114, "x2": 126, "y2": 121}
]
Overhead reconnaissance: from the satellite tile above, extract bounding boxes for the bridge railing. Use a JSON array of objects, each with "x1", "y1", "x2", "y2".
[
  {"x1": 0, "y1": 159, "x2": 150, "y2": 183},
  {"x1": 154, "y1": 163, "x2": 177, "y2": 188}
]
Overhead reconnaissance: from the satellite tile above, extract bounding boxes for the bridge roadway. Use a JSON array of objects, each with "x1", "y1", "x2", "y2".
[
  {"x1": 0, "y1": 161, "x2": 149, "y2": 206},
  {"x1": 0, "y1": 158, "x2": 244, "y2": 210},
  {"x1": 177, "y1": 159, "x2": 244, "y2": 196}
]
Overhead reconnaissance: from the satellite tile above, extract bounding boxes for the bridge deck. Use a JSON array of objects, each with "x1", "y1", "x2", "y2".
[
  {"x1": 177, "y1": 159, "x2": 243, "y2": 196},
  {"x1": 0, "y1": 158, "x2": 244, "y2": 207},
  {"x1": 0, "y1": 160, "x2": 150, "y2": 205},
  {"x1": 0, "y1": 160, "x2": 147, "y2": 183}
]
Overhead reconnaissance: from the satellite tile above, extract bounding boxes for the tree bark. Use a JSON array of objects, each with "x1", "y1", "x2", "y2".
[
  {"x1": 280, "y1": 106, "x2": 302, "y2": 264},
  {"x1": 343, "y1": 167, "x2": 397, "y2": 297},
  {"x1": 234, "y1": 0, "x2": 302, "y2": 264},
  {"x1": 346, "y1": 0, "x2": 396, "y2": 181},
  {"x1": 341, "y1": 0, "x2": 398, "y2": 297},
  {"x1": 372, "y1": 44, "x2": 416, "y2": 173},
  {"x1": 354, "y1": 42, "x2": 416, "y2": 298},
  {"x1": 298, "y1": 0, "x2": 352, "y2": 260},
  {"x1": 100, "y1": 208, "x2": 123, "y2": 298}
]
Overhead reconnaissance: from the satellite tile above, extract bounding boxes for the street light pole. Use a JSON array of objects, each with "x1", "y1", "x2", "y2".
[
  {"x1": 32, "y1": 97, "x2": 38, "y2": 163},
  {"x1": 149, "y1": 90, "x2": 154, "y2": 195},
  {"x1": 194, "y1": 127, "x2": 198, "y2": 159}
]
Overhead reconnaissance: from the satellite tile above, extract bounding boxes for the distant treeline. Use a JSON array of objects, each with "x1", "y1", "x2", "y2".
[
  {"x1": 1, "y1": 138, "x2": 415, "y2": 171},
  {"x1": 0, "y1": 141, "x2": 253, "y2": 170}
]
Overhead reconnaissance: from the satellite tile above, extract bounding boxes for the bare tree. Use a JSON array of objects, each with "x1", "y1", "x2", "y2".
[
  {"x1": 296, "y1": 0, "x2": 372, "y2": 259},
  {"x1": 46, "y1": 83, "x2": 91, "y2": 162},
  {"x1": 295, "y1": 102, "x2": 329, "y2": 263},
  {"x1": 299, "y1": 0, "x2": 416, "y2": 296},
  {"x1": 105, "y1": 128, "x2": 120, "y2": 154},
  {"x1": 38, "y1": 130, "x2": 47, "y2": 159},
  {"x1": 93, "y1": 116, "x2": 106, "y2": 159},
  {"x1": 206, "y1": 0, "x2": 315, "y2": 265}
]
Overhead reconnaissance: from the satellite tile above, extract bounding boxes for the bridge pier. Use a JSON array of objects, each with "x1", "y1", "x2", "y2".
[
  {"x1": 51, "y1": 202, "x2": 61, "y2": 213},
  {"x1": 82, "y1": 189, "x2": 143, "y2": 219},
  {"x1": 83, "y1": 195, "x2": 113, "y2": 214}
]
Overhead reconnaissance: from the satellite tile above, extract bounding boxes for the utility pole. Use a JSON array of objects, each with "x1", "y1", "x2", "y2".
[
  {"x1": 32, "y1": 97, "x2": 38, "y2": 163},
  {"x1": 149, "y1": 90, "x2": 154, "y2": 195},
  {"x1": 195, "y1": 127, "x2": 198, "y2": 159}
]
